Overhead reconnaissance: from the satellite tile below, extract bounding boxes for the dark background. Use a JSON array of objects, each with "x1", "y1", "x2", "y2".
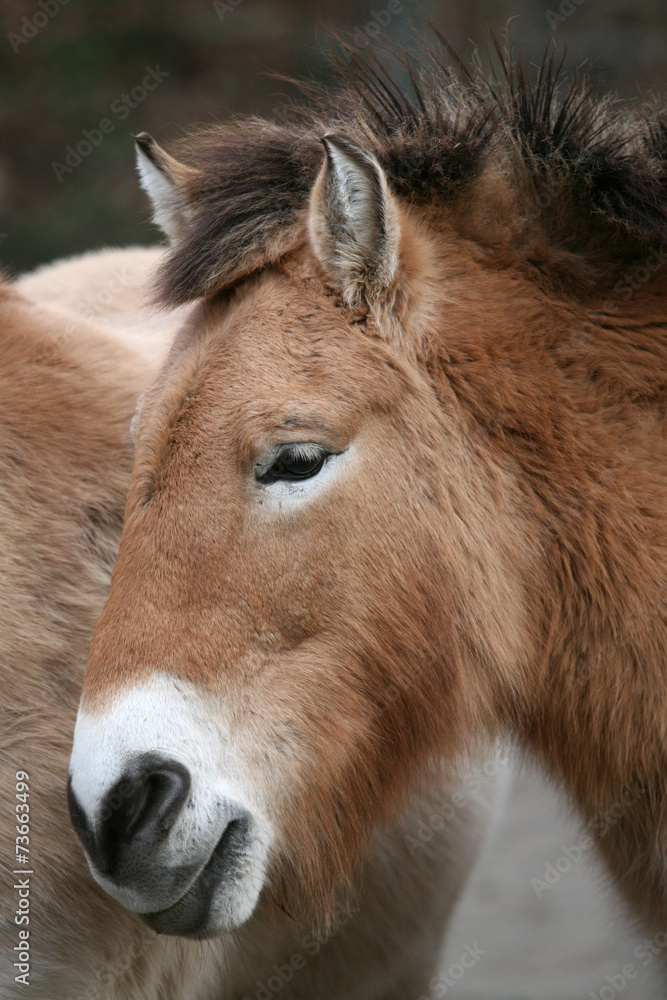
[{"x1": 1, "y1": 0, "x2": 665, "y2": 274}]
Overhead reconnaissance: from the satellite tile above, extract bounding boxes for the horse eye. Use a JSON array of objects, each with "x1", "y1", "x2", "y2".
[{"x1": 257, "y1": 445, "x2": 329, "y2": 484}]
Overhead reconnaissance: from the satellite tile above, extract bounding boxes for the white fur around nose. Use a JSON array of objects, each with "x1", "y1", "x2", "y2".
[{"x1": 69, "y1": 673, "x2": 273, "y2": 915}]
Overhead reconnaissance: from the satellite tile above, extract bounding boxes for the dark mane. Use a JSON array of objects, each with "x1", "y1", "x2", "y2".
[{"x1": 157, "y1": 37, "x2": 667, "y2": 305}]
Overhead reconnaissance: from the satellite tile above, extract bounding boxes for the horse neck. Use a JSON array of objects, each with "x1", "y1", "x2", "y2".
[
  {"x1": 506, "y1": 283, "x2": 667, "y2": 923},
  {"x1": 428, "y1": 260, "x2": 667, "y2": 920}
]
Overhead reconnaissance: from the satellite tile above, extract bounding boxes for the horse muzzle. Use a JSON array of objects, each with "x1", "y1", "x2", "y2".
[{"x1": 67, "y1": 675, "x2": 273, "y2": 937}]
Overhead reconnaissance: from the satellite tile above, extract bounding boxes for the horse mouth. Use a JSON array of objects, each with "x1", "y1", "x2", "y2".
[{"x1": 141, "y1": 816, "x2": 252, "y2": 938}]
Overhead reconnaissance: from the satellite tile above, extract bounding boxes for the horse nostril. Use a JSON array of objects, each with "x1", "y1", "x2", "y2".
[
  {"x1": 105, "y1": 757, "x2": 191, "y2": 845},
  {"x1": 124, "y1": 767, "x2": 187, "y2": 838},
  {"x1": 69, "y1": 756, "x2": 191, "y2": 876}
]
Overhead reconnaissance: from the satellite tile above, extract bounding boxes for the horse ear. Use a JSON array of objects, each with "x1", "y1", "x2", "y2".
[
  {"x1": 134, "y1": 133, "x2": 199, "y2": 242},
  {"x1": 308, "y1": 133, "x2": 401, "y2": 306}
]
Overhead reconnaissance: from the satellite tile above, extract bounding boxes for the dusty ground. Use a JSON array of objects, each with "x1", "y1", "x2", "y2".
[{"x1": 441, "y1": 765, "x2": 666, "y2": 1000}]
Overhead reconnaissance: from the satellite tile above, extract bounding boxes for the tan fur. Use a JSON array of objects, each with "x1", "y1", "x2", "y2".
[
  {"x1": 82, "y1": 44, "x2": 667, "y2": 935},
  {"x1": 17, "y1": 245, "x2": 188, "y2": 366},
  {"x1": 1, "y1": 248, "x2": 497, "y2": 996}
]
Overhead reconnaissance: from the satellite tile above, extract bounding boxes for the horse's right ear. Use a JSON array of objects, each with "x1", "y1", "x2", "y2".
[{"x1": 134, "y1": 133, "x2": 200, "y2": 242}]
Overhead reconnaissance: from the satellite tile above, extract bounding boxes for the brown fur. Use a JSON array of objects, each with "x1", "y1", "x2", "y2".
[
  {"x1": 83, "y1": 42, "x2": 667, "y2": 934},
  {"x1": 0, "y1": 250, "x2": 497, "y2": 997}
]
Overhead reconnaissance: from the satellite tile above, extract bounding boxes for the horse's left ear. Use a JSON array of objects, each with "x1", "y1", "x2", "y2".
[
  {"x1": 308, "y1": 133, "x2": 401, "y2": 307},
  {"x1": 134, "y1": 133, "x2": 200, "y2": 242}
]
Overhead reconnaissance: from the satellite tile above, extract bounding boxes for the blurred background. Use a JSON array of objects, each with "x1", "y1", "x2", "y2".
[{"x1": 1, "y1": 0, "x2": 666, "y2": 274}]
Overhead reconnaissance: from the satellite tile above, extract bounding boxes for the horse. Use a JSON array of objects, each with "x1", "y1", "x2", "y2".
[
  {"x1": 67, "y1": 40, "x2": 667, "y2": 940},
  {"x1": 0, "y1": 247, "x2": 500, "y2": 998}
]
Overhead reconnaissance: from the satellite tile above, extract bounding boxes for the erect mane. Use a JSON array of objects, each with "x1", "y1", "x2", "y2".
[{"x1": 156, "y1": 37, "x2": 667, "y2": 305}]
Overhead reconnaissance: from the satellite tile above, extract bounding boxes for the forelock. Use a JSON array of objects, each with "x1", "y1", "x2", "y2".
[{"x1": 155, "y1": 39, "x2": 667, "y2": 306}]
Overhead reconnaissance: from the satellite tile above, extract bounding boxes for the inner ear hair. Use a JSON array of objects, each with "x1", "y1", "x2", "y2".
[
  {"x1": 134, "y1": 133, "x2": 200, "y2": 242},
  {"x1": 309, "y1": 132, "x2": 400, "y2": 305},
  {"x1": 321, "y1": 133, "x2": 388, "y2": 260}
]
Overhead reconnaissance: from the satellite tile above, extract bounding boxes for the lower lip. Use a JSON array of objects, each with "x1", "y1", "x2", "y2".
[{"x1": 142, "y1": 817, "x2": 248, "y2": 937}]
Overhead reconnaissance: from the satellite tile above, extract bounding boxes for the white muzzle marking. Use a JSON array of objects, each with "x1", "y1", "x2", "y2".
[{"x1": 68, "y1": 672, "x2": 273, "y2": 935}]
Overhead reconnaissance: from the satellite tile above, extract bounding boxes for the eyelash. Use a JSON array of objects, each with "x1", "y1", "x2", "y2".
[{"x1": 256, "y1": 444, "x2": 331, "y2": 484}]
